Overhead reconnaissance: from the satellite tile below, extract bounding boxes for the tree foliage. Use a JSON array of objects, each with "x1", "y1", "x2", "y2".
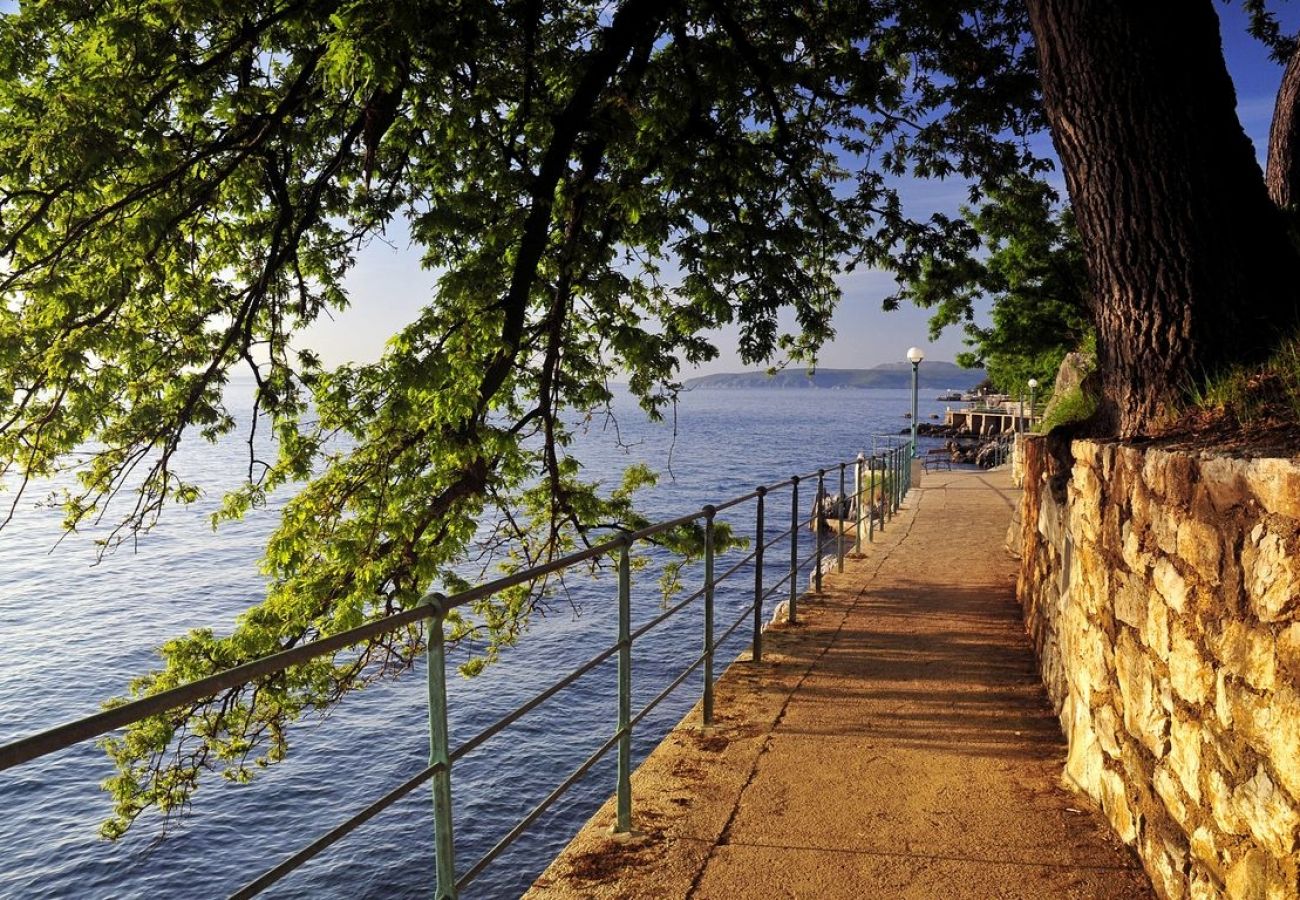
[
  {"x1": 900, "y1": 175, "x2": 1091, "y2": 394},
  {"x1": 0, "y1": 0, "x2": 1049, "y2": 834}
]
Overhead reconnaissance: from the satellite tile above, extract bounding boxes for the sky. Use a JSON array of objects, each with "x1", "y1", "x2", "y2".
[{"x1": 299, "y1": 2, "x2": 1300, "y2": 376}]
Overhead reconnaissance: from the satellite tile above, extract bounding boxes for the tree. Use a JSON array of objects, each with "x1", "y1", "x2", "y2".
[
  {"x1": 0, "y1": 0, "x2": 1043, "y2": 834},
  {"x1": 898, "y1": 175, "x2": 1091, "y2": 394},
  {"x1": 1027, "y1": 0, "x2": 1300, "y2": 436}
]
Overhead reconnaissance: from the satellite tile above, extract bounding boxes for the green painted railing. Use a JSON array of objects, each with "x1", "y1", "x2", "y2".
[{"x1": 0, "y1": 443, "x2": 917, "y2": 899}]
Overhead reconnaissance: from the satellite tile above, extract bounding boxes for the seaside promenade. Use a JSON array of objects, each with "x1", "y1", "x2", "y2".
[{"x1": 525, "y1": 468, "x2": 1153, "y2": 898}]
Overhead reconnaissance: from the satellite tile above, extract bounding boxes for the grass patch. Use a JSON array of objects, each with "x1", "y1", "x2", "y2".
[
  {"x1": 1040, "y1": 384, "x2": 1099, "y2": 432},
  {"x1": 1184, "y1": 333, "x2": 1300, "y2": 428}
]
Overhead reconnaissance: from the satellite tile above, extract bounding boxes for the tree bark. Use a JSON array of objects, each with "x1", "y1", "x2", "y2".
[
  {"x1": 1267, "y1": 43, "x2": 1300, "y2": 209},
  {"x1": 1026, "y1": 0, "x2": 1300, "y2": 437}
]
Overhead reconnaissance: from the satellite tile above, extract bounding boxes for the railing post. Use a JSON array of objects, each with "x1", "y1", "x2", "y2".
[
  {"x1": 869, "y1": 455, "x2": 878, "y2": 539},
  {"x1": 836, "y1": 462, "x2": 846, "y2": 573},
  {"x1": 814, "y1": 469, "x2": 825, "y2": 594},
  {"x1": 788, "y1": 475, "x2": 799, "y2": 624},
  {"x1": 426, "y1": 596, "x2": 458, "y2": 900},
  {"x1": 854, "y1": 453, "x2": 865, "y2": 553},
  {"x1": 615, "y1": 539, "x2": 632, "y2": 834},
  {"x1": 702, "y1": 505, "x2": 715, "y2": 727},
  {"x1": 752, "y1": 486, "x2": 766, "y2": 663}
]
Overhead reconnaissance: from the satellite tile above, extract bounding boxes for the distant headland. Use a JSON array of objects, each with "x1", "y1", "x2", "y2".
[{"x1": 682, "y1": 361, "x2": 985, "y2": 391}]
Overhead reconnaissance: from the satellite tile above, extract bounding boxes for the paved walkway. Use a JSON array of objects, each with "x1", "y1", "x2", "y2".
[{"x1": 526, "y1": 468, "x2": 1152, "y2": 899}]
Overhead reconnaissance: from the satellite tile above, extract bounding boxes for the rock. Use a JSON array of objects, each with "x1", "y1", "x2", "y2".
[
  {"x1": 1100, "y1": 767, "x2": 1138, "y2": 843},
  {"x1": 1095, "y1": 703, "x2": 1123, "y2": 758},
  {"x1": 1277, "y1": 623, "x2": 1300, "y2": 678},
  {"x1": 1116, "y1": 629, "x2": 1170, "y2": 757},
  {"x1": 1170, "y1": 622, "x2": 1214, "y2": 705},
  {"x1": 1189, "y1": 825, "x2": 1226, "y2": 880},
  {"x1": 1039, "y1": 350, "x2": 1097, "y2": 427},
  {"x1": 1113, "y1": 570, "x2": 1147, "y2": 630},
  {"x1": 1242, "y1": 525, "x2": 1299, "y2": 623},
  {"x1": 1233, "y1": 766, "x2": 1300, "y2": 857},
  {"x1": 1209, "y1": 768, "x2": 1248, "y2": 836},
  {"x1": 1247, "y1": 458, "x2": 1300, "y2": 521},
  {"x1": 1156, "y1": 763, "x2": 1192, "y2": 829},
  {"x1": 1154, "y1": 558, "x2": 1190, "y2": 614},
  {"x1": 1177, "y1": 518, "x2": 1223, "y2": 584},
  {"x1": 1209, "y1": 621, "x2": 1276, "y2": 693},
  {"x1": 1169, "y1": 714, "x2": 1203, "y2": 803},
  {"x1": 1123, "y1": 520, "x2": 1153, "y2": 574},
  {"x1": 1063, "y1": 691, "x2": 1104, "y2": 796},
  {"x1": 1225, "y1": 847, "x2": 1288, "y2": 900},
  {"x1": 1199, "y1": 455, "x2": 1251, "y2": 513},
  {"x1": 1146, "y1": 588, "x2": 1171, "y2": 661}
]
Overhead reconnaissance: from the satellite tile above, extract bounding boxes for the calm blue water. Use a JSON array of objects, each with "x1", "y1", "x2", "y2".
[{"x1": 0, "y1": 386, "x2": 956, "y2": 899}]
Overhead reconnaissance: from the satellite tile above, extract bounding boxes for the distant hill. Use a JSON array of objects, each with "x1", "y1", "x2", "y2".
[{"x1": 683, "y1": 362, "x2": 985, "y2": 391}]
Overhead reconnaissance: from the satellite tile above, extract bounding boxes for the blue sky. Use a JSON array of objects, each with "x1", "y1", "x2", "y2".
[{"x1": 301, "y1": 2, "x2": 1300, "y2": 375}]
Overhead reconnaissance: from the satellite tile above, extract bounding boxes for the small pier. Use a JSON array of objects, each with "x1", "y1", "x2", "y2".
[
  {"x1": 943, "y1": 406, "x2": 1037, "y2": 435},
  {"x1": 526, "y1": 469, "x2": 1150, "y2": 898}
]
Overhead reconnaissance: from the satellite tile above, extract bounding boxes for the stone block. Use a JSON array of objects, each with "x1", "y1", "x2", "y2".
[
  {"x1": 1123, "y1": 520, "x2": 1154, "y2": 573},
  {"x1": 1114, "y1": 569, "x2": 1148, "y2": 631},
  {"x1": 1189, "y1": 872, "x2": 1224, "y2": 900},
  {"x1": 1225, "y1": 847, "x2": 1290, "y2": 900},
  {"x1": 1147, "y1": 589, "x2": 1171, "y2": 661},
  {"x1": 1233, "y1": 765, "x2": 1300, "y2": 857},
  {"x1": 1277, "y1": 623, "x2": 1300, "y2": 678},
  {"x1": 1063, "y1": 691, "x2": 1104, "y2": 797},
  {"x1": 1200, "y1": 455, "x2": 1251, "y2": 513},
  {"x1": 1190, "y1": 825, "x2": 1227, "y2": 881},
  {"x1": 1247, "y1": 458, "x2": 1300, "y2": 521},
  {"x1": 1145, "y1": 451, "x2": 1170, "y2": 499},
  {"x1": 1117, "y1": 629, "x2": 1170, "y2": 757},
  {"x1": 1156, "y1": 762, "x2": 1192, "y2": 830},
  {"x1": 1142, "y1": 827, "x2": 1191, "y2": 900},
  {"x1": 1169, "y1": 713, "x2": 1204, "y2": 803},
  {"x1": 1155, "y1": 558, "x2": 1191, "y2": 614},
  {"x1": 1210, "y1": 620, "x2": 1277, "y2": 692},
  {"x1": 1178, "y1": 518, "x2": 1223, "y2": 585},
  {"x1": 1263, "y1": 684, "x2": 1300, "y2": 804},
  {"x1": 1209, "y1": 768, "x2": 1248, "y2": 836},
  {"x1": 1170, "y1": 622, "x2": 1214, "y2": 706},
  {"x1": 1242, "y1": 525, "x2": 1300, "y2": 623},
  {"x1": 1100, "y1": 766, "x2": 1138, "y2": 843},
  {"x1": 1095, "y1": 703, "x2": 1123, "y2": 758}
]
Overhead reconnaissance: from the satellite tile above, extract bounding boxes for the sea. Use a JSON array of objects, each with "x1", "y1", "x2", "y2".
[{"x1": 0, "y1": 385, "x2": 960, "y2": 899}]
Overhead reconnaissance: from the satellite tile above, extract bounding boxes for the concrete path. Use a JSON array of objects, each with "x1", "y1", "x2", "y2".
[{"x1": 526, "y1": 469, "x2": 1152, "y2": 899}]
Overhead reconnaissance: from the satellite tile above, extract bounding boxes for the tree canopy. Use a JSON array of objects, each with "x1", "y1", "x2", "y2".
[
  {"x1": 2, "y1": 0, "x2": 1297, "y2": 837},
  {"x1": 898, "y1": 175, "x2": 1090, "y2": 394},
  {"x1": 0, "y1": 0, "x2": 1048, "y2": 834}
]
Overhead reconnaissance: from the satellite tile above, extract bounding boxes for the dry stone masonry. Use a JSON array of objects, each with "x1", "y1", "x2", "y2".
[{"x1": 1016, "y1": 435, "x2": 1300, "y2": 899}]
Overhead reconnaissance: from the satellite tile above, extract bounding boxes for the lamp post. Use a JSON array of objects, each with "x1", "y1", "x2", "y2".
[
  {"x1": 907, "y1": 347, "x2": 924, "y2": 456},
  {"x1": 1028, "y1": 378, "x2": 1039, "y2": 427}
]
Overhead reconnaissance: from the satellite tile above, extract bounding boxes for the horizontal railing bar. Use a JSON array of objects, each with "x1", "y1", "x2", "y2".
[
  {"x1": 760, "y1": 570, "x2": 793, "y2": 605},
  {"x1": 230, "y1": 760, "x2": 446, "y2": 899},
  {"x1": 0, "y1": 603, "x2": 432, "y2": 772},
  {"x1": 714, "y1": 546, "x2": 759, "y2": 586},
  {"x1": 628, "y1": 584, "x2": 707, "y2": 645},
  {"x1": 450, "y1": 641, "x2": 622, "y2": 765},
  {"x1": 715, "y1": 599, "x2": 756, "y2": 649},
  {"x1": 0, "y1": 454, "x2": 870, "y2": 775},
  {"x1": 456, "y1": 729, "x2": 623, "y2": 891},
  {"x1": 711, "y1": 489, "x2": 761, "y2": 513},
  {"x1": 762, "y1": 524, "x2": 795, "y2": 552},
  {"x1": 627, "y1": 646, "x2": 709, "y2": 734}
]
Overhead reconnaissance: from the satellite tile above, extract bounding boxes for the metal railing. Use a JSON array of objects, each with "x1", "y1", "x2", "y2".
[{"x1": 0, "y1": 443, "x2": 916, "y2": 899}]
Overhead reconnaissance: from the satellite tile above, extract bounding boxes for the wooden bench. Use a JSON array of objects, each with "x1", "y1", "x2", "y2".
[{"x1": 922, "y1": 448, "x2": 952, "y2": 472}]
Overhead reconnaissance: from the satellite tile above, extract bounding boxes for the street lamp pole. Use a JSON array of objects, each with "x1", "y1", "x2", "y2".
[
  {"x1": 1028, "y1": 377, "x2": 1039, "y2": 428},
  {"x1": 906, "y1": 347, "x2": 924, "y2": 456}
]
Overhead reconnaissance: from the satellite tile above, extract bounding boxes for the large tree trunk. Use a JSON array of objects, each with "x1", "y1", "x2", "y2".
[
  {"x1": 1026, "y1": 0, "x2": 1300, "y2": 438},
  {"x1": 1267, "y1": 43, "x2": 1300, "y2": 209}
]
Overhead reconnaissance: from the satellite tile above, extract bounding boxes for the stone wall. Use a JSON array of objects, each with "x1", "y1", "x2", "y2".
[{"x1": 1017, "y1": 435, "x2": 1300, "y2": 898}]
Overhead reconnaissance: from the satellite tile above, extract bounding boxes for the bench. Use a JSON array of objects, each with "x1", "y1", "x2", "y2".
[{"x1": 922, "y1": 448, "x2": 952, "y2": 472}]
